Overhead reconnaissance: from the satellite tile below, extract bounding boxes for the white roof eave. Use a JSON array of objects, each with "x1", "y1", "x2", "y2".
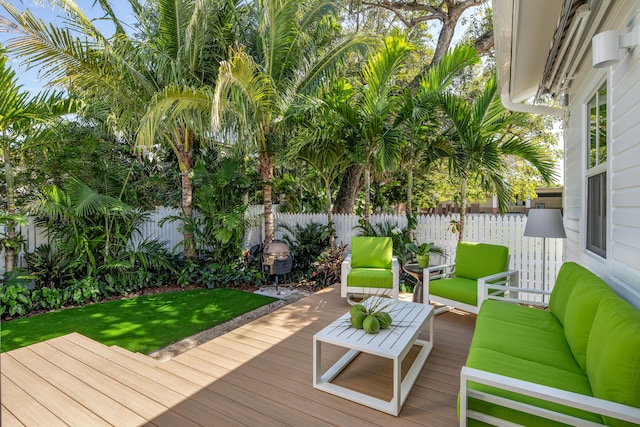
[{"x1": 492, "y1": 0, "x2": 565, "y2": 116}]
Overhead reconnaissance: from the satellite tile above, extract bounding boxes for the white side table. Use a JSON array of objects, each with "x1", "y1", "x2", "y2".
[{"x1": 313, "y1": 300, "x2": 434, "y2": 416}]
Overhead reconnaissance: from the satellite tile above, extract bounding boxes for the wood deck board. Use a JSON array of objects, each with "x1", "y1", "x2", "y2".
[{"x1": 1, "y1": 285, "x2": 475, "y2": 426}]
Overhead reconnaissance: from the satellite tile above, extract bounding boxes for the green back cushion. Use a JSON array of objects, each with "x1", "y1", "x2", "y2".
[
  {"x1": 454, "y1": 242, "x2": 508, "y2": 280},
  {"x1": 549, "y1": 262, "x2": 588, "y2": 325},
  {"x1": 563, "y1": 277, "x2": 618, "y2": 372},
  {"x1": 586, "y1": 298, "x2": 640, "y2": 426},
  {"x1": 351, "y1": 237, "x2": 392, "y2": 269}
]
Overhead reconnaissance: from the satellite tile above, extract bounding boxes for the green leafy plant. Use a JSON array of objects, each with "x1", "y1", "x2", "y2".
[
  {"x1": 313, "y1": 244, "x2": 347, "y2": 290},
  {"x1": 404, "y1": 242, "x2": 444, "y2": 257},
  {"x1": 0, "y1": 284, "x2": 32, "y2": 318},
  {"x1": 31, "y1": 287, "x2": 64, "y2": 311},
  {"x1": 64, "y1": 277, "x2": 101, "y2": 306},
  {"x1": 280, "y1": 222, "x2": 331, "y2": 277}
]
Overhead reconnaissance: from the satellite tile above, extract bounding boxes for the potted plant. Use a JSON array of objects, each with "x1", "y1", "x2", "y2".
[{"x1": 404, "y1": 242, "x2": 444, "y2": 268}]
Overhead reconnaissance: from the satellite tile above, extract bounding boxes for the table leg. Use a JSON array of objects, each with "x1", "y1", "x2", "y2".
[{"x1": 412, "y1": 280, "x2": 423, "y2": 303}]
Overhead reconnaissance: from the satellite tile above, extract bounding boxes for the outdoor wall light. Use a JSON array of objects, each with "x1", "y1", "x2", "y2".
[{"x1": 592, "y1": 25, "x2": 639, "y2": 68}]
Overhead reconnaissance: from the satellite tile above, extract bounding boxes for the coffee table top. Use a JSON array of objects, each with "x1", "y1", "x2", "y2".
[{"x1": 314, "y1": 300, "x2": 433, "y2": 358}]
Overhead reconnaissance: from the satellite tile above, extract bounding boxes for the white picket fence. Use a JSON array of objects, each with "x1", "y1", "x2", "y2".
[
  {"x1": 2, "y1": 207, "x2": 563, "y2": 298},
  {"x1": 263, "y1": 211, "x2": 563, "y2": 295}
]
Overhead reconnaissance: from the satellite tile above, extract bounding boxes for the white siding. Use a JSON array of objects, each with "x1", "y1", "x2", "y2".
[{"x1": 563, "y1": 2, "x2": 640, "y2": 308}]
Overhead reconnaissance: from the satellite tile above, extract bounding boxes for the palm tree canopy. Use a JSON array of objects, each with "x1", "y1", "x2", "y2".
[{"x1": 433, "y1": 75, "x2": 557, "y2": 214}]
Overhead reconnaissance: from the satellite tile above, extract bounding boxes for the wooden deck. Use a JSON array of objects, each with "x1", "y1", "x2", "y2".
[{"x1": 1, "y1": 284, "x2": 476, "y2": 426}]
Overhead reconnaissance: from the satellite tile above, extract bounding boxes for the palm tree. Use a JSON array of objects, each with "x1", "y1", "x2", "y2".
[
  {"x1": 432, "y1": 75, "x2": 557, "y2": 240},
  {"x1": 0, "y1": 0, "x2": 243, "y2": 260},
  {"x1": 316, "y1": 33, "x2": 415, "y2": 225},
  {"x1": 211, "y1": 0, "x2": 369, "y2": 244},
  {"x1": 396, "y1": 44, "x2": 479, "y2": 229},
  {"x1": 0, "y1": 50, "x2": 71, "y2": 272}
]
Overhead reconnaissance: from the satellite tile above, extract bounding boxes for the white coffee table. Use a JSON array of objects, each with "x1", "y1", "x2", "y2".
[{"x1": 313, "y1": 299, "x2": 434, "y2": 416}]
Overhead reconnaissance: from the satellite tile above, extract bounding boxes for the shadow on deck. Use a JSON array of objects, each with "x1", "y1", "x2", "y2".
[{"x1": 1, "y1": 284, "x2": 476, "y2": 426}]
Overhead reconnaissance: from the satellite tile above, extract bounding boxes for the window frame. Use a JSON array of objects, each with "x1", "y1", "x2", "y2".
[{"x1": 584, "y1": 81, "x2": 608, "y2": 259}]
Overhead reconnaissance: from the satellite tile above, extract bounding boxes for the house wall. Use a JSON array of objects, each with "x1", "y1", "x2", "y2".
[{"x1": 564, "y1": 3, "x2": 640, "y2": 308}]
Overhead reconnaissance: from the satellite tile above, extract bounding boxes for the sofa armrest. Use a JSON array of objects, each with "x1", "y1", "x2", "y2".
[
  {"x1": 477, "y1": 270, "x2": 519, "y2": 307},
  {"x1": 485, "y1": 284, "x2": 551, "y2": 307},
  {"x1": 460, "y1": 366, "x2": 640, "y2": 426}
]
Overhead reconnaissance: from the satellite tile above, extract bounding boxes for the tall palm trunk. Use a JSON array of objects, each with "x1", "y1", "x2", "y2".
[
  {"x1": 260, "y1": 151, "x2": 275, "y2": 244},
  {"x1": 458, "y1": 177, "x2": 468, "y2": 242},
  {"x1": 406, "y1": 158, "x2": 414, "y2": 241},
  {"x1": 333, "y1": 165, "x2": 363, "y2": 213},
  {"x1": 325, "y1": 178, "x2": 335, "y2": 249},
  {"x1": 3, "y1": 144, "x2": 16, "y2": 272},
  {"x1": 363, "y1": 167, "x2": 371, "y2": 226},
  {"x1": 177, "y1": 132, "x2": 196, "y2": 260}
]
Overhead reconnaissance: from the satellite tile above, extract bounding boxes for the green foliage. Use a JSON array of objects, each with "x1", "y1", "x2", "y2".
[
  {"x1": 176, "y1": 259, "x2": 262, "y2": 290},
  {"x1": 26, "y1": 244, "x2": 82, "y2": 289},
  {"x1": 312, "y1": 244, "x2": 347, "y2": 290},
  {"x1": 280, "y1": 222, "x2": 331, "y2": 276},
  {"x1": 31, "y1": 287, "x2": 64, "y2": 311},
  {"x1": 404, "y1": 242, "x2": 443, "y2": 256},
  {"x1": 0, "y1": 283, "x2": 32, "y2": 318},
  {"x1": 64, "y1": 277, "x2": 101, "y2": 306}
]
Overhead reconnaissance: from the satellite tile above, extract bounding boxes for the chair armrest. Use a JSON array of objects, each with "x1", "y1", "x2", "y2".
[
  {"x1": 340, "y1": 254, "x2": 352, "y2": 297},
  {"x1": 391, "y1": 256, "x2": 400, "y2": 299},
  {"x1": 424, "y1": 263, "x2": 456, "y2": 283},
  {"x1": 460, "y1": 366, "x2": 640, "y2": 426}
]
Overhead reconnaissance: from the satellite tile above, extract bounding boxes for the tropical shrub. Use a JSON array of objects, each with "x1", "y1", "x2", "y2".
[
  {"x1": 280, "y1": 222, "x2": 331, "y2": 277},
  {"x1": 176, "y1": 259, "x2": 262, "y2": 289},
  {"x1": 0, "y1": 270, "x2": 34, "y2": 318},
  {"x1": 312, "y1": 244, "x2": 347, "y2": 290}
]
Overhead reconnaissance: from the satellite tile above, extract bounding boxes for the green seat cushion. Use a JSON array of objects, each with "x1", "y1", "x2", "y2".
[
  {"x1": 586, "y1": 297, "x2": 640, "y2": 427},
  {"x1": 350, "y1": 237, "x2": 392, "y2": 269},
  {"x1": 429, "y1": 277, "x2": 477, "y2": 306},
  {"x1": 479, "y1": 300, "x2": 563, "y2": 334},
  {"x1": 474, "y1": 301, "x2": 583, "y2": 375},
  {"x1": 549, "y1": 262, "x2": 587, "y2": 326},
  {"x1": 455, "y1": 242, "x2": 509, "y2": 280},
  {"x1": 563, "y1": 278, "x2": 618, "y2": 372},
  {"x1": 347, "y1": 268, "x2": 393, "y2": 289},
  {"x1": 465, "y1": 347, "x2": 601, "y2": 426}
]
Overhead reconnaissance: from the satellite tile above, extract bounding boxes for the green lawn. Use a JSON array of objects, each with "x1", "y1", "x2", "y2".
[{"x1": 0, "y1": 288, "x2": 276, "y2": 354}]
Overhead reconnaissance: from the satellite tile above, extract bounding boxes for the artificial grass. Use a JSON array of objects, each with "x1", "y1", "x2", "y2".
[{"x1": 0, "y1": 288, "x2": 276, "y2": 354}]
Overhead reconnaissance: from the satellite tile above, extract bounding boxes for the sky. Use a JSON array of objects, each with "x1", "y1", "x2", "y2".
[{"x1": 0, "y1": 0, "x2": 135, "y2": 94}]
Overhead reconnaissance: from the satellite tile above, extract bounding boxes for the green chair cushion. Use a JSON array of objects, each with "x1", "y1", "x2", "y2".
[
  {"x1": 549, "y1": 262, "x2": 585, "y2": 326},
  {"x1": 350, "y1": 237, "x2": 392, "y2": 269},
  {"x1": 454, "y1": 242, "x2": 509, "y2": 280},
  {"x1": 586, "y1": 297, "x2": 640, "y2": 427},
  {"x1": 563, "y1": 278, "x2": 618, "y2": 372},
  {"x1": 465, "y1": 347, "x2": 601, "y2": 426},
  {"x1": 429, "y1": 277, "x2": 478, "y2": 307},
  {"x1": 347, "y1": 268, "x2": 393, "y2": 289}
]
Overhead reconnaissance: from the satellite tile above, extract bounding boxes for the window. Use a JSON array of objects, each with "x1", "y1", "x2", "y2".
[{"x1": 586, "y1": 83, "x2": 607, "y2": 258}]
